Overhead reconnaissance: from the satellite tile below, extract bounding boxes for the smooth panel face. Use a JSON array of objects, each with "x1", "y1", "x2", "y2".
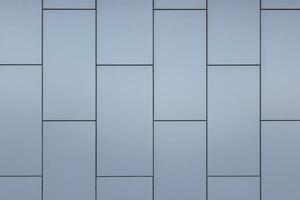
[
  {"x1": 97, "y1": 0, "x2": 152, "y2": 64},
  {"x1": 262, "y1": 122, "x2": 300, "y2": 200},
  {"x1": 98, "y1": 67, "x2": 152, "y2": 176},
  {"x1": 262, "y1": 0, "x2": 300, "y2": 8},
  {"x1": 0, "y1": 66, "x2": 41, "y2": 175},
  {"x1": 0, "y1": 0, "x2": 41, "y2": 64},
  {"x1": 44, "y1": 0, "x2": 95, "y2": 8},
  {"x1": 154, "y1": 11, "x2": 206, "y2": 120},
  {"x1": 154, "y1": 0, "x2": 206, "y2": 9},
  {"x1": 154, "y1": 122, "x2": 206, "y2": 200},
  {"x1": 43, "y1": 122, "x2": 95, "y2": 200},
  {"x1": 208, "y1": 0, "x2": 260, "y2": 64},
  {"x1": 262, "y1": 11, "x2": 300, "y2": 120},
  {"x1": 208, "y1": 177, "x2": 260, "y2": 200},
  {"x1": 98, "y1": 178, "x2": 152, "y2": 200},
  {"x1": 43, "y1": 11, "x2": 95, "y2": 120},
  {"x1": 0, "y1": 178, "x2": 41, "y2": 200},
  {"x1": 208, "y1": 67, "x2": 260, "y2": 175}
]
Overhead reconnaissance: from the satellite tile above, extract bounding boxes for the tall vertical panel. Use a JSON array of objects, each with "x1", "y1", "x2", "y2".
[
  {"x1": 0, "y1": 0, "x2": 41, "y2": 64},
  {"x1": 0, "y1": 66, "x2": 41, "y2": 175},
  {"x1": 97, "y1": 67, "x2": 153, "y2": 176},
  {"x1": 43, "y1": 10, "x2": 95, "y2": 120},
  {"x1": 154, "y1": 122, "x2": 206, "y2": 200},
  {"x1": 261, "y1": 11, "x2": 300, "y2": 120},
  {"x1": 97, "y1": 0, "x2": 152, "y2": 64},
  {"x1": 154, "y1": 11, "x2": 206, "y2": 120},
  {"x1": 208, "y1": 67, "x2": 260, "y2": 175},
  {"x1": 43, "y1": 122, "x2": 95, "y2": 200},
  {"x1": 262, "y1": 122, "x2": 300, "y2": 200},
  {"x1": 208, "y1": 0, "x2": 260, "y2": 64}
]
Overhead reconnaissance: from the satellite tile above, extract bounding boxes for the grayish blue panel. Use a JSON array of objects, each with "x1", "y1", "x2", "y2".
[
  {"x1": 97, "y1": 0, "x2": 152, "y2": 64},
  {"x1": 154, "y1": 0, "x2": 206, "y2": 9},
  {"x1": 208, "y1": 67, "x2": 260, "y2": 175},
  {"x1": 0, "y1": 178, "x2": 41, "y2": 200},
  {"x1": 44, "y1": 0, "x2": 95, "y2": 8},
  {"x1": 262, "y1": 122, "x2": 300, "y2": 200},
  {"x1": 0, "y1": 66, "x2": 41, "y2": 175},
  {"x1": 208, "y1": 177, "x2": 260, "y2": 200},
  {"x1": 43, "y1": 122, "x2": 95, "y2": 200},
  {"x1": 43, "y1": 10, "x2": 95, "y2": 120},
  {"x1": 261, "y1": 11, "x2": 300, "y2": 120},
  {"x1": 98, "y1": 67, "x2": 153, "y2": 176},
  {"x1": 98, "y1": 177, "x2": 152, "y2": 200},
  {"x1": 154, "y1": 122, "x2": 206, "y2": 200},
  {"x1": 0, "y1": 0, "x2": 41, "y2": 64},
  {"x1": 154, "y1": 11, "x2": 206, "y2": 120},
  {"x1": 262, "y1": 0, "x2": 300, "y2": 8},
  {"x1": 208, "y1": 0, "x2": 260, "y2": 64}
]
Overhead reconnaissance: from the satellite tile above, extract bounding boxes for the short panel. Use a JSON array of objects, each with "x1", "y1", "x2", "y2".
[
  {"x1": 154, "y1": 0, "x2": 206, "y2": 9},
  {"x1": 97, "y1": 0, "x2": 152, "y2": 64},
  {"x1": 208, "y1": 0, "x2": 260, "y2": 64},
  {"x1": 0, "y1": 178, "x2": 41, "y2": 200},
  {"x1": 208, "y1": 177, "x2": 260, "y2": 200},
  {"x1": 44, "y1": 0, "x2": 95, "y2": 9},
  {"x1": 98, "y1": 177, "x2": 152, "y2": 200},
  {"x1": 262, "y1": 121, "x2": 300, "y2": 200},
  {"x1": 154, "y1": 122, "x2": 206, "y2": 200},
  {"x1": 43, "y1": 122, "x2": 95, "y2": 200},
  {"x1": 0, "y1": 0, "x2": 41, "y2": 64}
]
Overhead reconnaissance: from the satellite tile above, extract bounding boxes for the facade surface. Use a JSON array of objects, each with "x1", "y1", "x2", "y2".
[{"x1": 0, "y1": 0, "x2": 299, "y2": 200}]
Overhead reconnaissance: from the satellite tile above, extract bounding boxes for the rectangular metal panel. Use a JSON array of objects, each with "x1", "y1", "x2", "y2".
[
  {"x1": 261, "y1": 11, "x2": 300, "y2": 120},
  {"x1": 0, "y1": 0, "x2": 41, "y2": 64},
  {"x1": 154, "y1": 0, "x2": 206, "y2": 9},
  {"x1": 208, "y1": 67, "x2": 260, "y2": 175},
  {"x1": 43, "y1": 10, "x2": 95, "y2": 120},
  {"x1": 0, "y1": 66, "x2": 41, "y2": 175},
  {"x1": 262, "y1": 0, "x2": 300, "y2": 9},
  {"x1": 154, "y1": 11, "x2": 206, "y2": 120},
  {"x1": 208, "y1": 0, "x2": 260, "y2": 64},
  {"x1": 262, "y1": 121, "x2": 300, "y2": 200},
  {"x1": 98, "y1": 177, "x2": 152, "y2": 200},
  {"x1": 154, "y1": 121, "x2": 206, "y2": 200},
  {"x1": 97, "y1": 67, "x2": 153, "y2": 176},
  {"x1": 208, "y1": 177, "x2": 260, "y2": 200},
  {"x1": 97, "y1": 0, "x2": 152, "y2": 64},
  {"x1": 0, "y1": 178, "x2": 41, "y2": 200},
  {"x1": 44, "y1": 0, "x2": 95, "y2": 9},
  {"x1": 43, "y1": 122, "x2": 95, "y2": 200}
]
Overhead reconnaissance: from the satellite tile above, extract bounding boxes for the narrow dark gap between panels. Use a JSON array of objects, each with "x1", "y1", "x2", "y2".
[
  {"x1": 205, "y1": 1, "x2": 209, "y2": 200},
  {"x1": 43, "y1": 8, "x2": 96, "y2": 10},
  {"x1": 41, "y1": 0, "x2": 44, "y2": 199},
  {"x1": 259, "y1": 1, "x2": 262, "y2": 200},
  {"x1": 97, "y1": 64, "x2": 153, "y2": 66},
  {"x1": 152, "y1": 1, "x2": 155, "y2": 200},
  {"x1": 261, "y1": 8, "x2": 300, "y2": 10},
  {"x1": 95, "y1": 0, "x2": 98, "y2": 200},
  {"x1": 208, "y1": 175, "x2": 261, "y2": 178},
  {"x1": 154, "y1": 9, "x2": 207, "y2": 11}
]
